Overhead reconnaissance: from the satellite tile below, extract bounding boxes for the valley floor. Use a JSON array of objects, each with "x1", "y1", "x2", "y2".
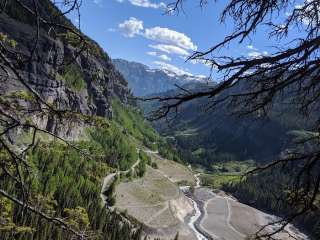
[
  {"x1": 194, "y1": 188, "x2": 309, "y2": 240},
  {"x1": 102, "y1": 150, "x2": 309, "y2": 240},
  {"x1": 114, "y1": 151, "x2": 198, "y2": 240}
]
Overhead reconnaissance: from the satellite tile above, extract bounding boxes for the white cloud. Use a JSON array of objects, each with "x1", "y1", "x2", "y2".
[
  {"x1": 147, "y1": 51, "x2": 157, "y2": 56},
  {"x1": 147, "y1": 51, "x2": 171, "y2": 61},
  {"x1": 153, "y1": 61, "x2": 192, "y2": 76},
  {"x1": 145, "y1": 27, "x2": 197, "y2": 51},
  {"x1": 247, "y1": 45, "x2": 258, "y2": 51},
  {"x1": 158, "y1": 54, "x2": 171, "y2": 61},
  {"x1": 128, "y1": 0, "x2": 166, "y2": 9},
  {"x1": 93, "y1": 0, "x2": 104, "y2": 6},
  {"x1": 196, "y1": 75, "x2": 207, "y2": 79},
  {"x1": 149, "y1": 44, "x2": 190, "y2": 56},
  {"x1": 118, "y1": 17, "x2": 143, "y2": 37},
  {"x1": 117, "y1": 17, "x2": 197, "y2": 55}
]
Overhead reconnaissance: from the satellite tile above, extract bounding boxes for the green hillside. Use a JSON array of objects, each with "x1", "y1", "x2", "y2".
[
  {"x1": 142, "y1": 82, "x2": 311, "y2": 170},
  {"x1": 0, "y1": 99, "x2": 176, "y2": 240}
]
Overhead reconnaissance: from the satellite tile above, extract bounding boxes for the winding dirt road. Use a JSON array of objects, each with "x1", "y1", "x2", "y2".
[{"x1": 100, "y1": 148, "x2": 141, "y2": 205}]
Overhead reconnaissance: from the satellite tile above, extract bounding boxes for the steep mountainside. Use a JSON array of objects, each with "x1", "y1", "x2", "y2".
[
  {"x1": 0, "y1": 0, "x2": 129, "y2": 138},
  {"x1": 113, "y1": 58, "x2": 206, "y2": 96},
  {"x1": 141, "y1": 82, "x2": 309, "y2": 168},
  {"x1": 0, "y1": 1, "x2": 171, "y2": 240}
]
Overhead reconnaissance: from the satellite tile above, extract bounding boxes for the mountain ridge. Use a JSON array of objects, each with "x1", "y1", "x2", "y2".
[{"x1": 113, "y1": 58, "x2": 208, "y2": 96}]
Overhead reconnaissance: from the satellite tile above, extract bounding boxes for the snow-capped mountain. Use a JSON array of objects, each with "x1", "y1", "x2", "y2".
[{"x1": 113, "y1": 59, "x2": 207, "y2": 96}]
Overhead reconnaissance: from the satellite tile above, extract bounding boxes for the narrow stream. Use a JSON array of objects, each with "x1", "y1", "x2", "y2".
[
  {"x1": 181, "y1": 169, "x2": 209, "y2": 240},
  {"x1": 183, "y1": 171, "x2": 309, "y2": 240},
  {"x1": 187, "y1": 196, "x2": 208, "y2": 240}
]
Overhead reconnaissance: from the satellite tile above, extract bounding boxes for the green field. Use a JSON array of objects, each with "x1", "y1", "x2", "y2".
[{"x1": 199, "y1": 160, "x2": 255, "y2": 189}]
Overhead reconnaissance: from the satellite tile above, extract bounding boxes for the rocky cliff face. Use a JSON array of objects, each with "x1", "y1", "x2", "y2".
[{"x1": 0, "y1": 1, "x2": 130, "y2": 137}]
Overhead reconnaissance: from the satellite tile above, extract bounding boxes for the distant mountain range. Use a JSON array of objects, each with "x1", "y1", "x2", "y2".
[{"x1": 113, "y1": 58, "x2": 207, "y2": 96}]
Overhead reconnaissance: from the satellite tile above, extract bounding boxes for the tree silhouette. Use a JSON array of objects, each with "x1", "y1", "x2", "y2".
[{"x1": 145, "y1": 0, "x2": 320, "y2": 239}]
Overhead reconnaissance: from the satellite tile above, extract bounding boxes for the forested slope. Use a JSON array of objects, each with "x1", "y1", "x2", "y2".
[
  {"x1": 142, "y1": 82, "x2": 311, "y2": 169},
  {"x1": 0, "y1": 97, "x2": 179, "y2": 239},
  {"x1": 0, "y1": 1, "x2": 176, "y2": 239},
  {"x1": 0, "y1": 101, "x2": 156, "y2": 239}
]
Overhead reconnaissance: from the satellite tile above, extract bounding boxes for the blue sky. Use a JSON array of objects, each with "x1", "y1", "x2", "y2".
[{"x1": 65, "y1": 0, "x2": 305, "y2": 79}]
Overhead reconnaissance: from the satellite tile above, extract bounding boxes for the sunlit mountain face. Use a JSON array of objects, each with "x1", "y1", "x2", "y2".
[{"x1": 113, "y1": 58, "x2": 208, "y2": 96}]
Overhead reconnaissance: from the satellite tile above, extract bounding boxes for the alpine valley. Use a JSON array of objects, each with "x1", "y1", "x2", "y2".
[{"x1": 0, "y1": 1, "x2": 318, "y2": 240}]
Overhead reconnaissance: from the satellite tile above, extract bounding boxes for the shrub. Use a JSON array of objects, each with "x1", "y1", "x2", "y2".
[
  {"x1": 60, "y1": 31, "x2": 104, "y2": 58},
  {"x1": 61, "y1": 64, "x2": 86, "y2": 91},
  {"x1": 151, "y1": 162, "x2": 158, "y2": 169}
]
